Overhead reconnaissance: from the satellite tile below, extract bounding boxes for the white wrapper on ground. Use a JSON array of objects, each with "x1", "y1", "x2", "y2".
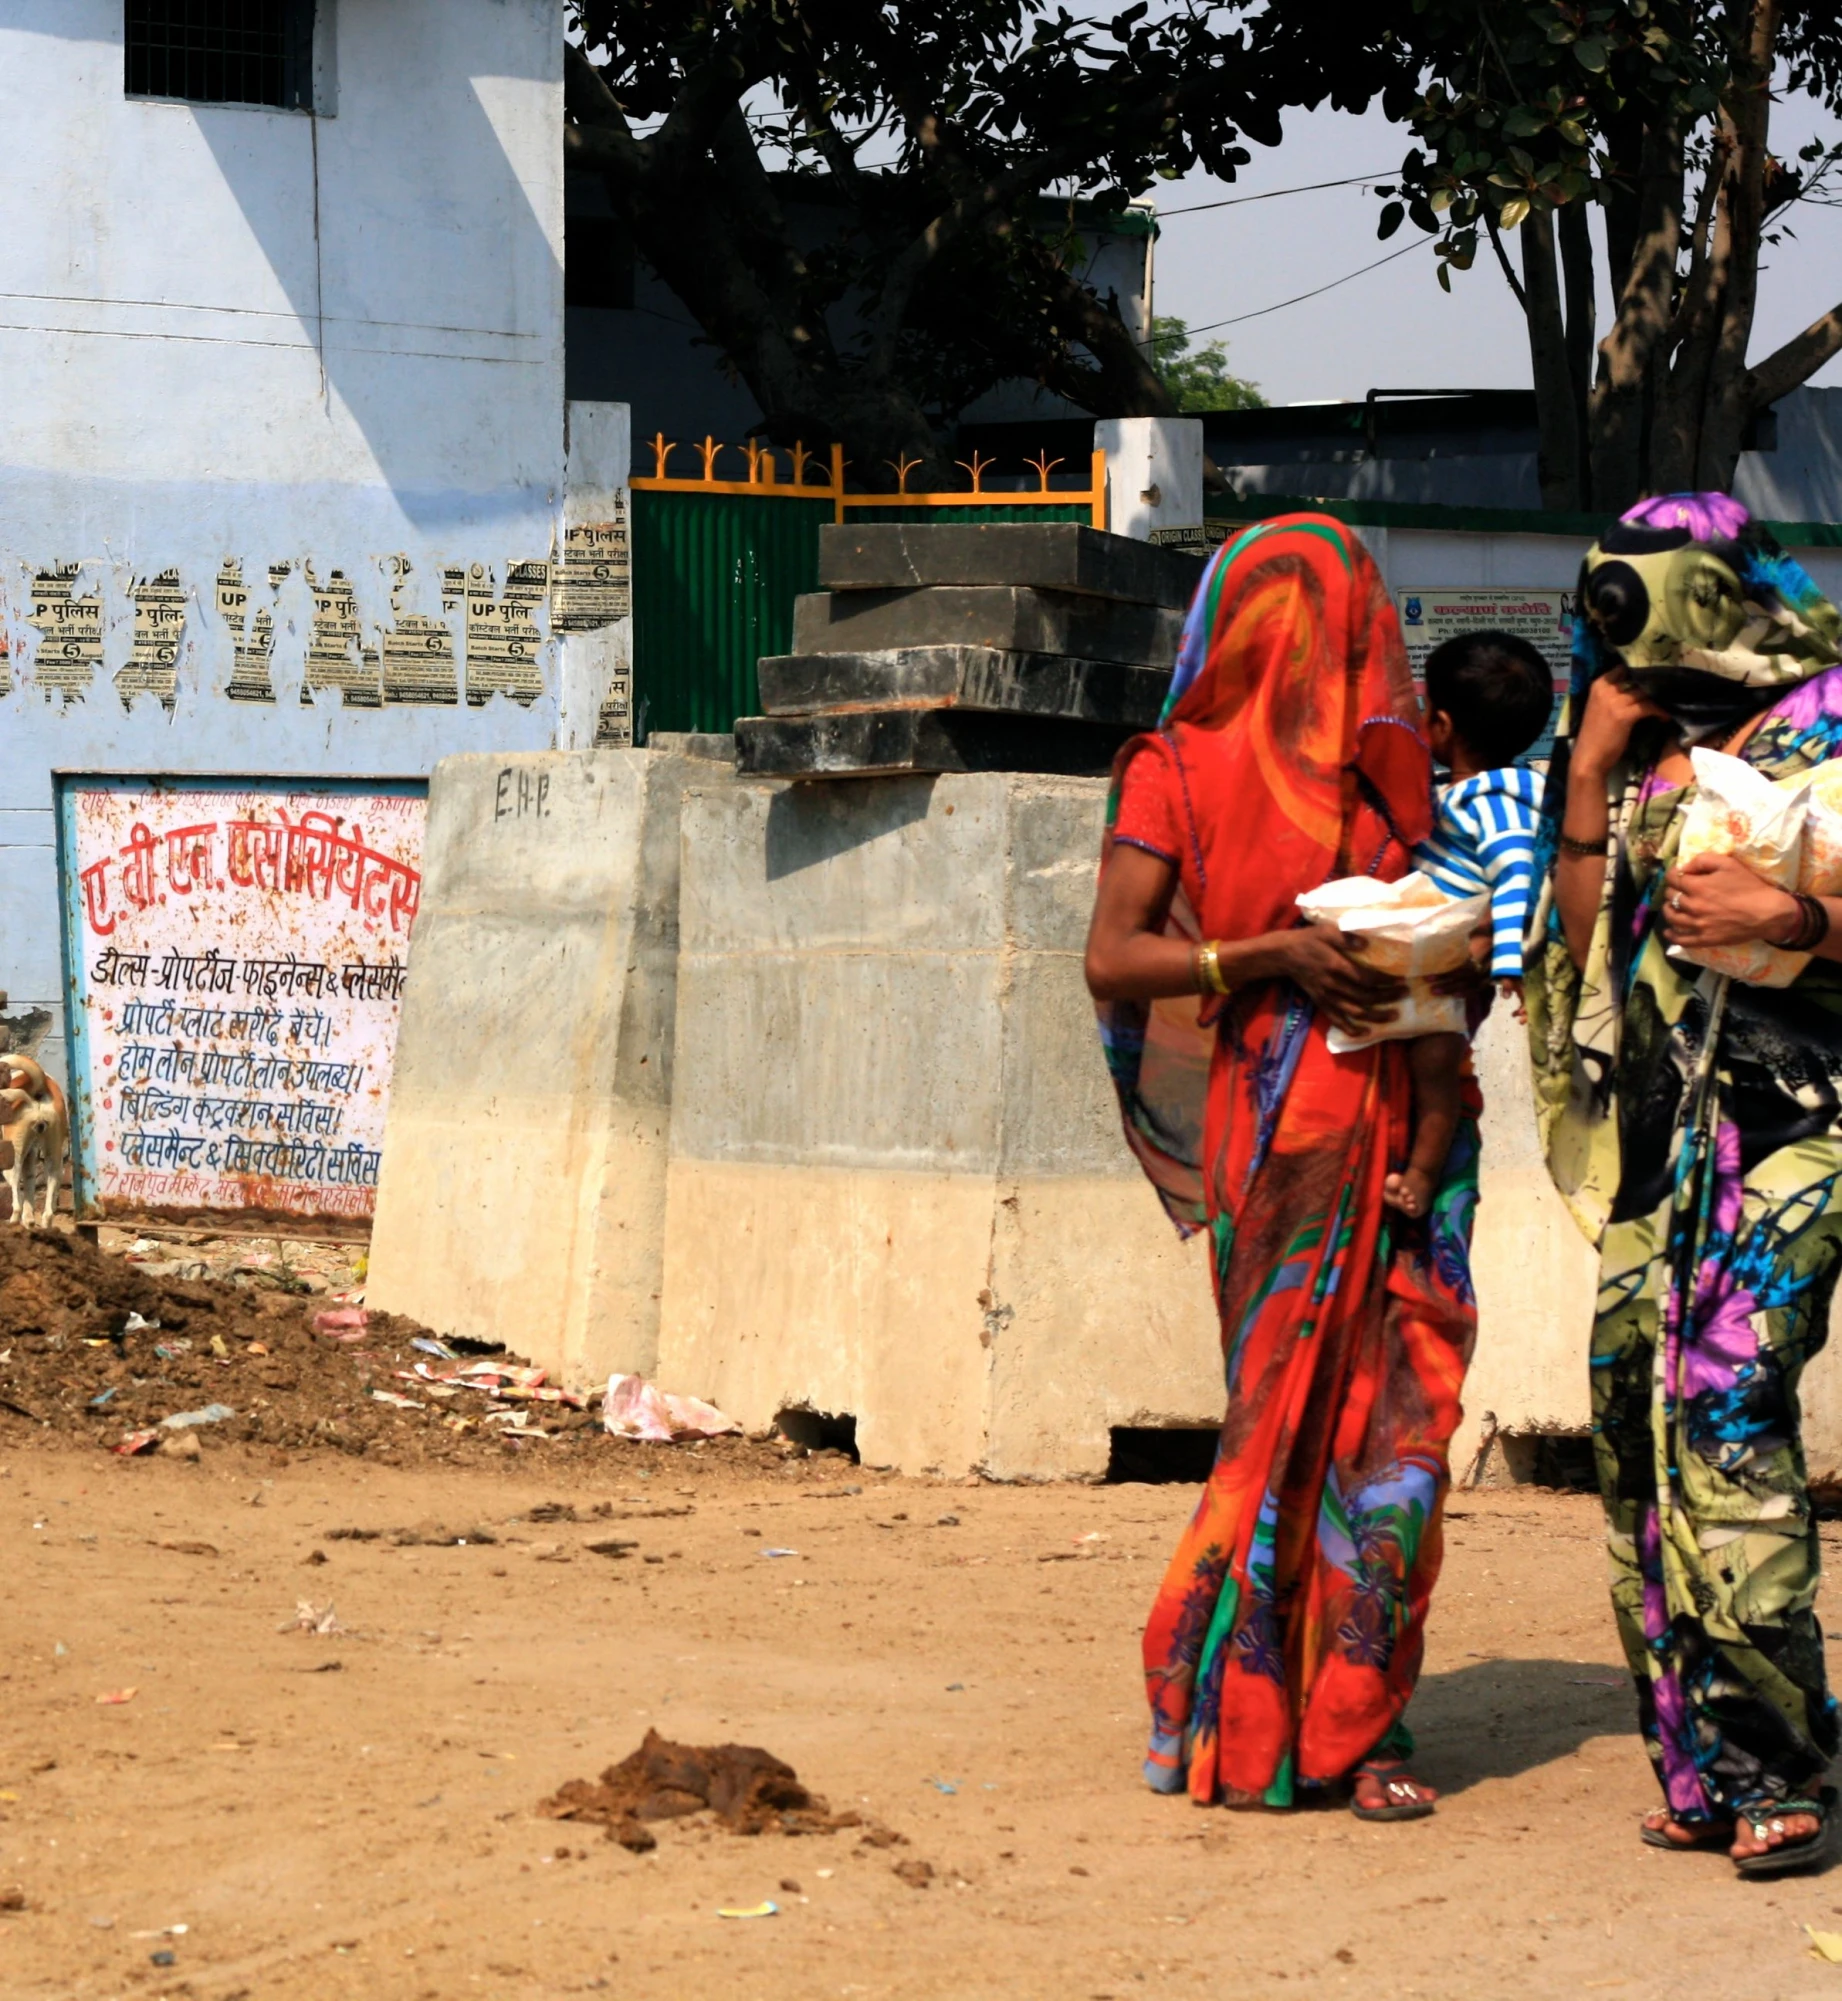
[
  {"x1": 603, "y1": 1373, "x2": 742, "y2": 1442},
  {"x1": 1674, "y1": 748, "x2": 1812, "y2": 986},
  {"x1": 1295, "y1": 872, "x2": 1488, "y2": 1053}
]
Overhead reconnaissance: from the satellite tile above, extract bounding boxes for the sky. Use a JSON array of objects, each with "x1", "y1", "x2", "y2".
[{"x1": 1146, "y1": 99, "x2": 1842, "y2": 407}]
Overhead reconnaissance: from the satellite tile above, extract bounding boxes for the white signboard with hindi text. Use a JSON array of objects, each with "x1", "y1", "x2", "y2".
[
  {"x1": 1396, "y1": 586, "x2": 1576, "y2": 759},
  {"x1": 61, "y1": 780, "x2": 427, "y2": 1221}
]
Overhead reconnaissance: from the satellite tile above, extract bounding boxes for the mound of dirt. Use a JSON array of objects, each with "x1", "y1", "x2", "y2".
[
  {"x1": 0, "y1": 1228, "x2": 619, "y2": 1465},
  {"x1": 538, "y1": 1729, "x2": 896, "y2": 1853}
]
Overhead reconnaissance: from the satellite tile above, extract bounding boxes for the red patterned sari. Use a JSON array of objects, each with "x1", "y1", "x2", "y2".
[{"x1": 1097, "y1": 517, "x2": 1480, "y2": 1804}]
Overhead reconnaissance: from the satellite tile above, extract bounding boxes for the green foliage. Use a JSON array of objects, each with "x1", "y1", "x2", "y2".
[
  {"x1": 563, "y1": 3, "x2": 1405, "y2": 458},
  {"x1": 1367, "y1": 2, "x2": 1842, "y2": 282},
  {"x1": 1149, "y1": 317, "x2": 1266, "y2": 412}
]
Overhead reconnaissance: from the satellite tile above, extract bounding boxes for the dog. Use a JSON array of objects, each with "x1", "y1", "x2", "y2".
[{"x1": 0, "y1": 1053, "x2": 68, "y2": 1228}]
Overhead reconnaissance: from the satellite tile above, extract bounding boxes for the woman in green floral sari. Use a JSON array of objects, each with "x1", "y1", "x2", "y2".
[{"x1": 1528, "y1": 492, "x2": 1842, "y2": 1875}]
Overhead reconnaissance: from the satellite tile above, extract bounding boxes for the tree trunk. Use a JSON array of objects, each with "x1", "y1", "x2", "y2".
[
  {"x1": 1696, "y1": 0, "x2": 1779, "y2": 490},
  {"x1": 1523, "y1": 210, "x2": 1584, "y2": 509},
  {"x1": 1590, "y1": 115, "x2": 1684, "y2": 513},
  {"x1": 1558, "y1": 202, "x2": 1596, "y2": 508}
]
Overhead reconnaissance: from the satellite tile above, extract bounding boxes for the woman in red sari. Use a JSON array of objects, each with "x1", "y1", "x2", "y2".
[{"x1": 1084, "y1": 516, "x2": 1480, "y2": 1818}]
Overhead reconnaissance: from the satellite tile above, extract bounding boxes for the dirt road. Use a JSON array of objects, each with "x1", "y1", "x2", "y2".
[{"x1": 4, "y1": 1442, "x2": 1841, "y2": 2001}]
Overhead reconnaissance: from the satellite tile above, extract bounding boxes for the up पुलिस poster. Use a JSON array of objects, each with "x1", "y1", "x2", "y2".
[{"x1": 67, "y1": 784, "x2": 427, "y2": 1219}]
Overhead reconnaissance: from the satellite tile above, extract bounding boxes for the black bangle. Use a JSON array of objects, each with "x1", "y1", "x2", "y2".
[
  {"x1": 1560, "y1": 832, "x2": 1610, "y2": 858},
  {"x1": 1773, "y1": 893, "x2": 1831, "y2": 953}
]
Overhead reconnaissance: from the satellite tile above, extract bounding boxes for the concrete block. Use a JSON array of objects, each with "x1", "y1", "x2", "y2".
[
  {"x1": 757, "y1": 646, "x2": 1168, "y2": 724},
  {"x1": 1097, "y1": 416, "x2": 1206, "y2": 542},
  {"x1": 817, "y1": 522, "x2": 1203, "y2": 606},
  {"x1": 1449, "y1": 1003, "x2": 1597, "y2": 1476},
  {"x1": 658, "y1": 770, "x2": 1222, "y2": 1476},
  {"x1": 790, "y1": 587, "x2": 1183, "y2": 668},
  {"x1": 368, "y1": 745, "x2": 718, "y2": 1385},
  {"x1": 658, "y1": 768, "x2": 1638, "y2": 1480},
  {"x1": 735, "y1": 709, "x2": 1132, "y2": 779}
]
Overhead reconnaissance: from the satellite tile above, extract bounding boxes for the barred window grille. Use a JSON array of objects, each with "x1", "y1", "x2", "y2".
[{"x1": 125, "y1": 0, "x2": 316, "y2": 111}]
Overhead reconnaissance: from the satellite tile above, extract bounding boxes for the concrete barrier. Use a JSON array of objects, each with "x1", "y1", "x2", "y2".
[
  {"x1": 655, "y1": 771, "x2": 1221, "y2": 1479},
  {"x1": 368, "y1": 741, "x2": 727, "y2": 1383},
  {"x1": 370, "y1": 744, "x2": 1842, "y2": 1485}
]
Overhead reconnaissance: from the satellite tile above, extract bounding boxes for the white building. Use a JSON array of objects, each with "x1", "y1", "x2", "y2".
[{"x1": 0, "y1": 0, "x2": 632, "y2": 1088}]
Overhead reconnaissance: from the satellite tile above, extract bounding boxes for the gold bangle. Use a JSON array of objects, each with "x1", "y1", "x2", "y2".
[{"x1": 1196, "y1": 939, "x2": 1232, "y2": 997}]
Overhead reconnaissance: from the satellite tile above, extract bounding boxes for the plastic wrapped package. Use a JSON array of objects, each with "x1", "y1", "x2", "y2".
[
  {"x1": 1295, "y1": 871, "x2": 1489, "y2": 1053},
  {"x1": 1675, "y1": 748, "x2": 1811, "y2": 986},
  {"x1": 1785, "y1": 759, "x2": 1842, "y2": 897}
]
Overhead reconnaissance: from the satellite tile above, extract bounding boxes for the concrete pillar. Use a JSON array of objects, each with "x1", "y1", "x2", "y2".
[
  {"x1": 557, "y1": 400, "x2": 634, "y2": 752},
  {"x1": 368, "y1": 741, "x2": 727, "y2": 1383},
  {"x1": 1096, "y1": 417, "x2": 1205, "y2": 542},
  {"x1": 654, "y1": 771, "x2": 1221, "y2": 1478}
]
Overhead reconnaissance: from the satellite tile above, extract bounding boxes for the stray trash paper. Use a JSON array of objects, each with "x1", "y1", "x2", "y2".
[
  {"x1": 1805, "y1": 1925, "x2": 1842, "y2": 1963},
  {"x1": 602, "y1": 1374, "x2": 741, "y2": 1443},
  {"x1": 1296, "y1": 872, "x2": 1487, "y2": 1053}
]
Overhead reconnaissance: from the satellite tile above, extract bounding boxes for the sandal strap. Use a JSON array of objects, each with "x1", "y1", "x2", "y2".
[{"x1": 1740, "y1": 1796, "x2": 1825, "y2": 1822}]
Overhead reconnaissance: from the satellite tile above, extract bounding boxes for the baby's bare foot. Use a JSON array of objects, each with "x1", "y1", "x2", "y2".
[{"x1": 1383, "y1": 1169, "x2": 1434, "y2": 1218}]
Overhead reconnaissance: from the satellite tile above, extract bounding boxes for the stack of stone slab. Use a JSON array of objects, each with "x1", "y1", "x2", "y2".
[{"x1": 736, "y1": 522, "x2": 1204, "y2": 778}]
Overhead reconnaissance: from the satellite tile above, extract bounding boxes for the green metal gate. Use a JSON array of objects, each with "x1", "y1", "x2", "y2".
[{"x1": 629, "y1": 438, "x2": 1104, "y2": 741}]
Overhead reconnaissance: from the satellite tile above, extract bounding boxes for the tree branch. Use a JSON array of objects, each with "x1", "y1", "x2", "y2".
[
  {"x1": 564, "y1": 42, "x2": 645, "y2": 182},
  {"x1": 1747, "y1": 300, "x2": 1842, "y2": 406},
  {"x1": 1484, "y1": 213, "x2": 1530, "y2": 314},
  {"x1": 1698, "y1": 0, "x2": 1781, "y2": 485}
]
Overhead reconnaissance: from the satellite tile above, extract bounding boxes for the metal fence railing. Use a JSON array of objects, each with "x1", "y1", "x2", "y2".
[{"x1": 628, "y1": 436, "x2": 1105, "y2": 739}]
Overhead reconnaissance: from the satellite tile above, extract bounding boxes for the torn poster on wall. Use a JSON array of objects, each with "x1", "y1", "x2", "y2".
[{"x1": 61, "y1": 779, "x2": 427, "y2": 1220}]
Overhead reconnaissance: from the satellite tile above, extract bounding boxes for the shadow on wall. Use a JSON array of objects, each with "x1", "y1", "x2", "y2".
[
  {"x1": 189, "y1": 4, "x2": 562, "y2": 528},
  {"x1": 764, "y1": 777, "x2": 937, "y2": 882}
]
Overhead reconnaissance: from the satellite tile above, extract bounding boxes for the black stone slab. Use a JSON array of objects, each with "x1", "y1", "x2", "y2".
[
  {"x1": 735, "y1": 708, "x2": 1135, "y2": 779},
  {"x1": 757, "y1": 645, "x2": 1167, "y2": 726},
  {"x1": 817, "y1": 522, "x2": 1206, "y2": 608},
  {"x1": 790, "y1": 586, "x2": 1182, "y2": 668}
]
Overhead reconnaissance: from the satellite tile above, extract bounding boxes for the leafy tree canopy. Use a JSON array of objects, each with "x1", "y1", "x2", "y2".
[
  {"x1": 564, "y1": 1, "x2": 1388, "y2": 472},
  {"x1": 1149, "y1": 316, "x2": 1267, "y2": 411},
  {"x1": 1367, "y1": 0, "x2": 1842, "y2": 508}
]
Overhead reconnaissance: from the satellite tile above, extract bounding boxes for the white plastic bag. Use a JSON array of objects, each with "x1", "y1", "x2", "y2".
[
  {"x1": 1295, "y1": 871, "x2": 1488, "y2": 1052},
  {"x1": 1675, "y1": 748, "x2": 1812, "y2": 986},
  {"x1": 1786, "y1": 759, "x2": 1842, "y2": 896},
  {"x1": 602, "y1": 1373, "x2": 741, "y2": 1442}
]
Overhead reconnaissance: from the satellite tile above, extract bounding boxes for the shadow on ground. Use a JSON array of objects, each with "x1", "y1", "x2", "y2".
[{"x1": 1410, "y1": 1655, "x2": 1633, "y2": 1796}]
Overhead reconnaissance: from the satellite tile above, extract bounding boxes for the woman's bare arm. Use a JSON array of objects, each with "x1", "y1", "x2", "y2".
[
  {"x1": 1083, "y1": 843, "x2": 1408, "y2": 1033},
  {"x1": 1555, "y1": 674, "x2": 1668, "y2": 969},
  {"x1": 1663, "y1": 854, "x2": 1842, "y2": 962}
]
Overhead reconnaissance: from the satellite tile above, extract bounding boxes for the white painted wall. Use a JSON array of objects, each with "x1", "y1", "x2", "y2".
[{"x1": 0, "y1": 2, "x2": 633, "y2": 1088}]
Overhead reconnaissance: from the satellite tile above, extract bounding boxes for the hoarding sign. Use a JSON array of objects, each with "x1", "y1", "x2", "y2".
[
  {"x1": 1397, "y1": 586, "x2": 1577, "y2": 759},
  {"x1": 61, "y1": 779, "x2": 427, "y2": 1220}
]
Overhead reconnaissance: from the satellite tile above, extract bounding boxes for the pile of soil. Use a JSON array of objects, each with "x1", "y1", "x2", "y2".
[
  {"x1": 538, "y1": 1729, "x2": 903, "y2": 1854},
  {"x1": 0, "y1": 1228, "x2": 788, "y2": 1471}
]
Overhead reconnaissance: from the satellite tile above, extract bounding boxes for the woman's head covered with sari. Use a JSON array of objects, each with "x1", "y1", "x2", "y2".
[
  {"x1": 1528, "y1": 493, "x2": 1842, "y2": 1236},
  {"x1": 1572, "y1": 492, "x2": 1842, "y2": 736},
  {"x1": 1155, "y1": 513, "x2": 1433, "y2": 932},
  {"x1": 1100, "y1": 513, "x2": 1432, "y2": 1229}
]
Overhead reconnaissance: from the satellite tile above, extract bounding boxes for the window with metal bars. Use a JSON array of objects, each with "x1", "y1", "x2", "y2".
[{"x1": 125, "y1": 0, "x2": 317, "y2": 111}]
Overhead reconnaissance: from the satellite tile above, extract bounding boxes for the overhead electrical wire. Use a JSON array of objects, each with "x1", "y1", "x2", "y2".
[
  {"x1": 1171, "y1": 236, "x2": 1432, "y2": 338},
  {"x1": 1155, "y1": 170, "x2": 1395, "y2": 217}
]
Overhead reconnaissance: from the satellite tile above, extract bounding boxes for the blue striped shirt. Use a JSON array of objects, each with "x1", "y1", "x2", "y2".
[{"x1": 1414, "y1": 765, "x2": 1546, "y2": 979}]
